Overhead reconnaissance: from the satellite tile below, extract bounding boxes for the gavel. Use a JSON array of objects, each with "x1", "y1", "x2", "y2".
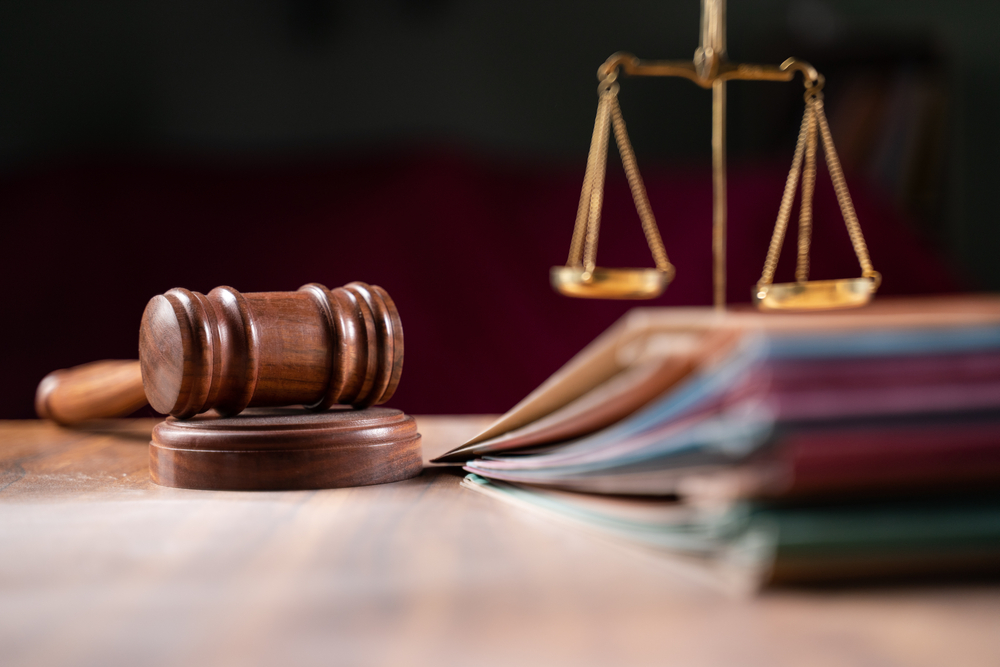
[{"x1": 35, "y1": 282, "x2": 403, "y2": 425}]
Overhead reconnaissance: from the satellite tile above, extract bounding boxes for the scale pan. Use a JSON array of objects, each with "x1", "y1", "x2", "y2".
[
  {"x1": 753, "y1": 276, "x2": 878, "y2": 311},
  {"x1": 550, "y1": 266, "x2": 673, "y2": 300}
]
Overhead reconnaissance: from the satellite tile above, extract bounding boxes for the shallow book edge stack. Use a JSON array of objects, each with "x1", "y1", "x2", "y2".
[{"x1": 440, "y1": 296, "x2": 1000, "y2": 589}]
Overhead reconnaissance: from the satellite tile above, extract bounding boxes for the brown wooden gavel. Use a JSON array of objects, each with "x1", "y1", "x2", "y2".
[{"x1": 35, "y1": 282, "x2": 403, "y2": 425}]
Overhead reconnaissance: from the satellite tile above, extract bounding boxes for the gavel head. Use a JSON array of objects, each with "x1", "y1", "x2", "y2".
[{"x1": 139, "y1": 282, "x2": 403, "y2": 419}]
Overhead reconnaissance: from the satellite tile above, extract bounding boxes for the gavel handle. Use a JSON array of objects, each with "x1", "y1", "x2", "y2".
[{"x1": 35, "y1": 360, "x2": 148, "y2": 426}]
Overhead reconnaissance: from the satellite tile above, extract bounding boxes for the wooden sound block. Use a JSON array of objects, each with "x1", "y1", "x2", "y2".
[{"x1": 150, "y1": 407, "x2": 422, "y2": 491}]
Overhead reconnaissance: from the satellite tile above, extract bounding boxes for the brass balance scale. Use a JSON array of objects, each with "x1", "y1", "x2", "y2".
[{"x1": 551, "y1": 0, "x2": 881, "y2": 311}]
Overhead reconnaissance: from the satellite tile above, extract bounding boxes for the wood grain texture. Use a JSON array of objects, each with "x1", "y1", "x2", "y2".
[
  {"x1": 34, "y1": 360, "x2": 147, "y2": 425},
  {"x1": 139, "y1": 282, "x2": 402, "y2": 418},
  {"x1": 150, "y1": 407, "x2": 422, "y2": 491},
  {"x1": 1, "y1": 417, "x2": 999, "y2": 667}
]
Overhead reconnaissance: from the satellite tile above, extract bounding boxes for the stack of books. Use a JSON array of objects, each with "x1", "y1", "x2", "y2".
[{"x1": 434, "y1": 297, "x2": 1000, "y2": 590}]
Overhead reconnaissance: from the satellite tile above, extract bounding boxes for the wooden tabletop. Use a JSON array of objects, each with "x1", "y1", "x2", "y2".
[{"x1": 2, "y1": 418, "x2": 999, "y2": 667}]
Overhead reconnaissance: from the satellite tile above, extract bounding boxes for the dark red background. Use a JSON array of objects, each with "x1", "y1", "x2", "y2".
[{"x1": 0, "y1": 149, "x2": 960, "y2": 419}]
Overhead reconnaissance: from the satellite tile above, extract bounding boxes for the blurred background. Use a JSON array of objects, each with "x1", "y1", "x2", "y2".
[{"x1": 1, "y1": 0, "x2": 996, "y2": 418}]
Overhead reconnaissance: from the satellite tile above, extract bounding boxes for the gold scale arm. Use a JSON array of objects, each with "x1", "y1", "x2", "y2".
[{"x1": 551, "y1": 0, "x2": 879, "y2": 311}]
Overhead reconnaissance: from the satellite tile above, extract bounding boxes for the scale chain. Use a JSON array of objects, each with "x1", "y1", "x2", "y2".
[
  {"x1": 796, "y1": 99, "x2": 817, "y2": 283},
  {"x1": 815, "y1": 98, "x2": 876, "y2": 278},
  {"x1": 567, "y1": 80, "x2": 671, "y2": 276},
  {"x1": 568, "y1": 91, "x2": 613, "y2": 267},
  {"x1": 758, "y1": 97, "x2": 811, "y2": 289},
  {"x1": 582, "y1": 93, "x2": 613, "y2": 273},
  {"x1": 609, "y1": 96, "x2": 671, "y2": 272},
  {"x1": 759, "y1": 91, "x2": 878, "y2": 291}
]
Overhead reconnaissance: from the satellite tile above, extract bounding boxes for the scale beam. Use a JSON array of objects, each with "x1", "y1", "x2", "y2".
[{"x1": 597, "y1": 54, "x2": 821, "y2": 89}]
